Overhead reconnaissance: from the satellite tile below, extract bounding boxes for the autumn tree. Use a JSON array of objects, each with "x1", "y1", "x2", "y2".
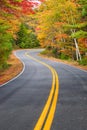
[
  {"x1": 0, "y1": 0, "x2": 40, "y2": 70},
  {"x1": 36, "y1": 0, "x2": 87, "y2": 62},
  {"x1": 0, "y1": 0, "x2": 38, "y2": 17}
]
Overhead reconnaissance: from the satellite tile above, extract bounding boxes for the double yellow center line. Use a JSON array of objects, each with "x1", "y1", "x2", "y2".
[{"x1": 25, "y1": 52, "x2": 59, "y2": 130}]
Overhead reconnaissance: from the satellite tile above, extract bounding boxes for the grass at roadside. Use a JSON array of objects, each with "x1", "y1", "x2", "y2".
[{"x1": 0, "y1": 52, "x2": 23, "y2": 85}]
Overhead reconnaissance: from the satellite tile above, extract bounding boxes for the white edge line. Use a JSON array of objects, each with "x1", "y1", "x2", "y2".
[{"x1": 0, "y1": 51, "x2": 25, "y2": 88}]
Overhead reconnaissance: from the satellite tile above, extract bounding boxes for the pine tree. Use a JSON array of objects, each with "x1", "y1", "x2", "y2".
[{"x1": 16, "y1": 23, "x2": 40, "y2": 48}]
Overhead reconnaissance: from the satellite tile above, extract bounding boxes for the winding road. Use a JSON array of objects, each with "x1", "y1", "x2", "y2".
[{"x1": 0, "y1": 49, "x2": 87, "y2": 130}]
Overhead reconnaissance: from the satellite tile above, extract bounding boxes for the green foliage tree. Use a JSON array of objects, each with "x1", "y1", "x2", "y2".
[
  {"x1": 16, "y1": 23, "x2": 40, "y2": 48},
  {"x1": 78, "y1": 0, "x2": 87, "y2": 18},
  {"x1": 0, "y1": 21, "x2": 13, "y2": 70}
]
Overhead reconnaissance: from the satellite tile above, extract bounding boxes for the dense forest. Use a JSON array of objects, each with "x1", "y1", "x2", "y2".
[
  {"x1": 0, "y1": 0, "x2": 40, "y2": 70},
  {"x1": 36, "y1": 0, "x2": 87, "y2": 65},
  {"x1": 0, "y1": 0, "x2": 87, "y2": 70}
]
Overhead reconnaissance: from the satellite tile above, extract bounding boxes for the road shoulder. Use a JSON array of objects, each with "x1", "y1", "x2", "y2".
[
  {"x1": 0, "y1": 51, "x2": 23, "y2": 85},
  {"x1": 39, "y1": 54, "x2": 87, "y2": 71}
]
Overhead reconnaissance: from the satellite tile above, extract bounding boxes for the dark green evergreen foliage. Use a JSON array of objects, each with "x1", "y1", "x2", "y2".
[
  {"x1": 16, "y1": 23, "x2": 28, "y2": 46},
  {"x1": 16, "y1": 23, "x2": 40, "y2": 48},
  {"x1": 0, "y1": 23, "x2": 12, "y2": 70},
  {"x1": 79, "y1": 0, "x2": 87, "y2": 18}
]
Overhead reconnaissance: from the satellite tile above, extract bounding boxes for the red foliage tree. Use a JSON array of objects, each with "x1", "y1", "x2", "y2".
[{"x1": 0, "y1": 0, "x2": 40, "y2": 16}]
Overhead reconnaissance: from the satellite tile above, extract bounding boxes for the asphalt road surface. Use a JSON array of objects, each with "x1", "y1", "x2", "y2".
[{"x1": 0, "y1": 49, "x2": 87, "y2": 130}]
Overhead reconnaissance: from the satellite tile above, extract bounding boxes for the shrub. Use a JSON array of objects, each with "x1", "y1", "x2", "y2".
[
  {"x1": 78, "y1": 57, "x2": 87, "y2": 65},
  {"x1": 52, "y1": 48, "x2": 57, "y2": 55},
  {"x1": 46, "y1": 45, "x2": 52, "y2": 50},
  {"x1": 59, "y1": 53, "x2": 70, "y2": 60}
]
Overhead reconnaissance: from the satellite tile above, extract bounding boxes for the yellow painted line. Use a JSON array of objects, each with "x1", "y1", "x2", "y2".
[
  {"x1": 34, "y1": 69, "x2": 55, "y2": 130},
  {"x1": 25, "y1": 52, "x2": 59, "y2": 130},
  {"x1": 43, "y1": 69, "x2": 59, "y2": 130}
]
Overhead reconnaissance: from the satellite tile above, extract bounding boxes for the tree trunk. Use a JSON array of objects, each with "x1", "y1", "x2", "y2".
[
  {"x1": 71, "y1": 29, "x2": 81, "y2": 61},
  {"x1": 74, "y1": 38, "x2": 81, "y2": 61}
]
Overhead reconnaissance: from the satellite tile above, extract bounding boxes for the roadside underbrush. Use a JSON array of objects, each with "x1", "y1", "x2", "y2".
[
  {"x1": 40, "y1": 48, "x2": 87, "y2": 70},
  {"x1": 41, "y1": 47, "x2": 87, "y2": 65}
]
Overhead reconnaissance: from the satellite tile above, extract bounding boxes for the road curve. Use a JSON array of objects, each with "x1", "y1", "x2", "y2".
[{"x1": 0, "y1": 49, "x2": 87, "y2": 130}]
